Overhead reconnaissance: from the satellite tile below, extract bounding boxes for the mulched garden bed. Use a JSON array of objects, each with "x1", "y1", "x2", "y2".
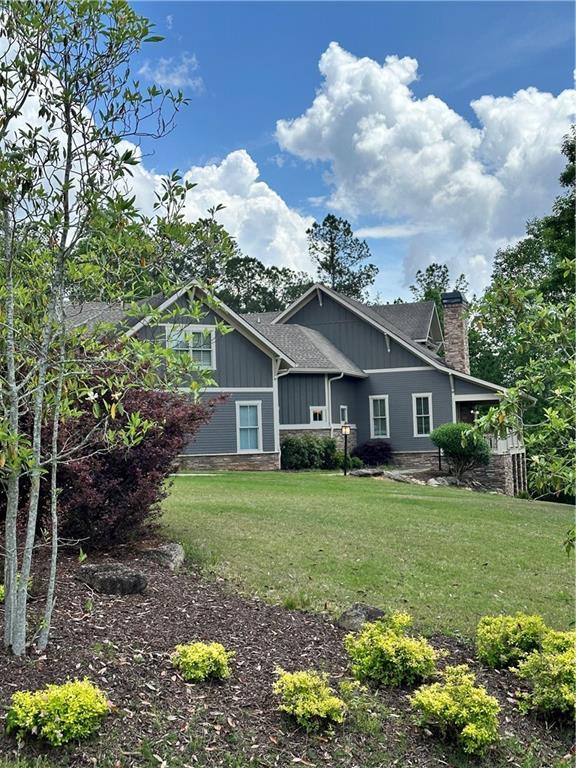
[{"x1": 0, "y1": 546, "x2": 573, "y2": 768}]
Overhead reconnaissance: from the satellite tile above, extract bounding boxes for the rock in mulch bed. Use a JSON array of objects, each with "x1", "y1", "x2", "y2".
[
  {"x1": 0, "y1": 549, "x2": 572, "y2": 767},
  {"x1": 76, "y1": 562, "x2": 148, "y2": 594},
  {"x1": 337, "y1": 602, "x2": 385, "y2": 631}
]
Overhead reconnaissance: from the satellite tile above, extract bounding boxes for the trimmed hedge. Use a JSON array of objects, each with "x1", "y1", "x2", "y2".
[
  {"x1": 281, "y1": 435, "x2": 341, "y2": 470},
  {"x1": 430, "y1": 422, "x2": 490, "y2": 480}
]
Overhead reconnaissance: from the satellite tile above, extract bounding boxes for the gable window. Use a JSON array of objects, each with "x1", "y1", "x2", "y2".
[
  {"x1": 165, "y1": 325, "x2": 216, "y2": 369},
  {"x1": 412, "y1": 393, "x2": 433, "y2": 436},
  {"x1": 339, "y1": 405, "x2": 348, "y2": 424},
  {"x1": 236, "y1": 401, "x2": 262, "y2": 452},
  {"x1": 369, "y1": 395, "x2": 389, "y2": 438},
  {"x1": 310, "y1": 406, "x2": 328, "y2": 425}
]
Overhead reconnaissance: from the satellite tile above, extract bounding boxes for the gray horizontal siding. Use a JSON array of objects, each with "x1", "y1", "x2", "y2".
[
  {"x1": 182, "y1": 391, "x2": 275, "y2": 455},
  {"x1": 357, "y1": 369, "x2": 454, "y2": 452},
  {"x1": 287, "y1": 294, "x2": 423, "y2": 370},
  {"x1": 279, "y1": 374, "x2": 325, "y2": 424},
  {"x1": 137, "y1": 300, "x2": 273, "y2": 389},
  {"x1": 454, "y1": 376, "x2": 501, "y2": 396}
]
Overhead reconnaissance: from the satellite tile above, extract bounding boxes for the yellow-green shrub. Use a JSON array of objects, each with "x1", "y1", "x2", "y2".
[
  {"x1": 410, "y1": 665, "x2": 500, "y2": 755},
  {"x1": 6, "y1": 678, "x2": 110, "y2": 746},
  {"x1": 0, "y1": 584, "x2": 4, "y2": 603},
  {"x1": 476, "y1": 613, "x2": 548, "y2": 668},
  {"x1": 515, "y1": 630, "x2": 576, "y2": 717},
  {"x1": 344, "y1": 612, "x2": 438, "y2": 687},
  {"x1": 171, "y1": 642, "x2": 234, "y2": 682},
  {"x1": 273, "y1": 669, "x2": 346, "y2": 732}
]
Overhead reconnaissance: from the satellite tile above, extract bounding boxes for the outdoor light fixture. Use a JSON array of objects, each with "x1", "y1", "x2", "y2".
[{"x1": 341, "y1": 422, "x2": 351, "y2": 476}]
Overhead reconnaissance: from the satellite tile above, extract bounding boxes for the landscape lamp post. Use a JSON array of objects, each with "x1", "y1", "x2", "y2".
[{"x1": 341, "y1": 422, "x2": 351, "y2": 476}]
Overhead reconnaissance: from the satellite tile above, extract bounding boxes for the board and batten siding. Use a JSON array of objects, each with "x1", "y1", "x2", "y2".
[
  {"x1": 182, "y1": 391, "x2": 275, "y2": 456},
  {"x1": 357, "y1": 369, "x2": 453, "y2": 451},
  {"x1": 330, "y1": 376, "x2": 361, "y2": 424},
  {"x1": 137, "y1": 301, "x2": 273, "y2": 389},
  {"x1": 286, "y1": 294, "x2": 423, "y2": 370},
  {"x1": 453, "y1": 377, "x2": 501, "y2": 397},
  {"x1": 278, "y1": 374, "x2": 325, "y2": 425}
]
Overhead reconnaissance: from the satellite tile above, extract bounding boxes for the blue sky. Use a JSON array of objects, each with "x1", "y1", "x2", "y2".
[{"x1": 130, "y1": 1, "x2": 574, "y2": 300}]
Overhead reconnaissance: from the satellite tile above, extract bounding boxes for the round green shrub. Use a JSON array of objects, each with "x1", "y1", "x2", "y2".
[
  {"x1": 344, "y1": 611, "x2": 438, "y2": 687},
  {"x1": 515, "y1": 630, "x2": 576, "y2": 717},
  {"x1": 430, "y1": 422, "x2": 490, "y2": 480},
  {"x1": 171, "y1": 641, "x2": 234, "y2": 682},
  {"x1": 476, "y1": 613, "x2": 548, "y2": 668},
  {"x1": 273, "y1": 668, "x2": 346, "y2": 732},
  {"x1": 280, "y1": 435, "x2": 339, "y2": 470},
  {"x1": 6, "y1": 678, "x2": 110, "y2": 746},
  {"x1": 410, "y1": 664, "x2": 500, "y2": 756}
]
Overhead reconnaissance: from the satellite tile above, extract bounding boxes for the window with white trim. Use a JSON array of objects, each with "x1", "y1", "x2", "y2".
[
  {"x1": 236, "y1": 401, "x2": 262, "y2": 452},
  {"x1": 412, "y1": 393, "x2": 433, "y2": 436},
  {"x1": 369, "y1": 395, "x2": 389, "y2": 438},
  {"x1": 310, "y1": 406, "x2": 328, "y2": 424},
  {"x1": 164, "y1": 325, "x2": 216, "y2": 369},
  {"x1": 339, "y1": 405, "x2": 348, "y2": 424}
]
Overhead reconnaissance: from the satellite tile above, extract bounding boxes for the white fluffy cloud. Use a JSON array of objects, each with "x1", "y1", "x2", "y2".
[
  {"x1": 277, "y1": 42, "x2": 576, "y2": 287},
  {"x1": 138, "y1": 53, "x2": 203, "y2": 92},
  {"x1": 124, "y1": 148, "x2": 314, "y2": 272}
]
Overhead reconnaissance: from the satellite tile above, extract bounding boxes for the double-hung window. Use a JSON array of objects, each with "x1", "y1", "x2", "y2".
[
  {"x1": 369, "y1": 395, "x2": 389, "y2": 438},
  {"x1": 339, "y1": 405, "x2": 349, "y2": 424},
  {"x1": 165, "y1": 325, "x2": 216, "y2": 369},
  {"x1": 236, "y1": 401, "x2": 262, "y2": 452},
  {"x1": 412, "y1": 393, "x2": 433, "y2": 436}
]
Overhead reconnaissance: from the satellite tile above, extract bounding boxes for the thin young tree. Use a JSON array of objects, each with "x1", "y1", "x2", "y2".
[{"x1": 0, "y1": 0, "x2": 216, "y2": 655}]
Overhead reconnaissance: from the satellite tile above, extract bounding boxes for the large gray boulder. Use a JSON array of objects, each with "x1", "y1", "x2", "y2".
[
  {"x1": 337, "y1": 602, "x2": 385, "y2": 632},
  {"x1": 141, "y1": 542, "x2": 185, "y2": 572},
  {"x1": 77, "y1": 563, "x2": 147, "y2": 595}
]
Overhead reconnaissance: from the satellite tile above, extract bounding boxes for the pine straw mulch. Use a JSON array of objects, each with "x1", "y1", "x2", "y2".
[{"x1": 0, "y1": 546, "x2": 573, "y2": 768}]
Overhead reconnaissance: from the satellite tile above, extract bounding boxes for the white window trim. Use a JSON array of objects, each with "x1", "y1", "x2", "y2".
[
  {"x1": 339, "y1": 405, "x2": 349, "y2": 424},
  {"x1": 163, "y1": 323, "x2": 217, "y2": 369},
  {"x1": 412, "y1": 392, "x2": 433, "y2": 437},
  {"x1": 236, "y1": 400, "x2": 263, "y2": 453},
  {"x1": 309, "y1": 405, "x2": 328, "y2": 425},
  {"x1": 369, "y1": 395, "x2": 390, "y2": 439}
]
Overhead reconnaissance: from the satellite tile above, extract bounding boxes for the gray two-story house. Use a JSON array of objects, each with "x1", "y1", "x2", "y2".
[{"x1": 67, "y1": 282, "x2": 526, "y2": 495}]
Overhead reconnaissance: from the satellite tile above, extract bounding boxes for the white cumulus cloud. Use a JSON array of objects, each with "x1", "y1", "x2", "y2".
[
  {"x1": 277, "y1": 42, "x2": 576, "y2": 288},
  {"x1": 123, "y1": 147, "x2": 314, "y2": 272}
]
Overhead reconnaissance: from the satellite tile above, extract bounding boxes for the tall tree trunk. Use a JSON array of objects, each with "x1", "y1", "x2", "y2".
[
  {"x1": 37, "y1": 322, "x2": 65, "y2": 652},
  {"x1": 2, "y1": 202, "x2": 20, "y2": 649}
]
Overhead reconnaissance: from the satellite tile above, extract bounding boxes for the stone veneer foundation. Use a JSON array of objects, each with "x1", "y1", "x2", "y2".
[
  {"x1": 392, "y1": 450, "x2": 527, "y2": 496},
  {"x1": 178, "y1": 453, "x2": 280, "y2": 471}
]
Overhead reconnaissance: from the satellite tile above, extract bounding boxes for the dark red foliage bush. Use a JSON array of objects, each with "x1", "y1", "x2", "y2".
[
  {"x1": 351, "y1": 439, "x2": 393, "y2": 467},
  {"x1": 53, "y1": 390, "x2": 213, "y2": 550}
]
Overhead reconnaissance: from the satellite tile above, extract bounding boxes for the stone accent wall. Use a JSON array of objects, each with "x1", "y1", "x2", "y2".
[
  {"x1": 442, "y1": 294, "x2": 470, "y2": 374},
  {"x1": 392, "y1": 449, "x2": 526, "y2": 496},
  {"x1": 178, "y1": 453, "x2": 280, "y2": 471},
  {"x1": 279, "y1": 428, "x2": 358, "y2": 452},
  {"x1": 393, "y1": 451, "x2": 440, "y2": 471}
]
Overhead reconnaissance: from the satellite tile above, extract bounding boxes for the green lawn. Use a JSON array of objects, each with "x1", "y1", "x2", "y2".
[{"x1": 162, "y1": 472, "x2": 573, "y2": 637}]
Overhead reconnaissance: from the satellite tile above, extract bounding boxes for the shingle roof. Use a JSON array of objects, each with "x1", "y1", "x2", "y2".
[
  {"x1": 369, "y1": 301, "x2": 435, "y2": 341},
  {"x1": 246, "y1": 322, "x2": 365, "y2": 377},
  {"x1": 243, "y1": 311, "x2": 281, "y2": 325},
  {"x1": 63, "y1": 294, "x2": 166, "y2": 331}
]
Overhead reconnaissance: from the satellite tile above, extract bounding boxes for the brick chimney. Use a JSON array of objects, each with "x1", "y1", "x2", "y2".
[{"x1": 441, "y1": 291, "x2": 470, "y2": 374}]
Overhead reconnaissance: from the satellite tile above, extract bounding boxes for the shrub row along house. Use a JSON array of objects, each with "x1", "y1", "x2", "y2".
[{"x1": 67, "y1": 282, "x2": 526, "y2": 494}]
